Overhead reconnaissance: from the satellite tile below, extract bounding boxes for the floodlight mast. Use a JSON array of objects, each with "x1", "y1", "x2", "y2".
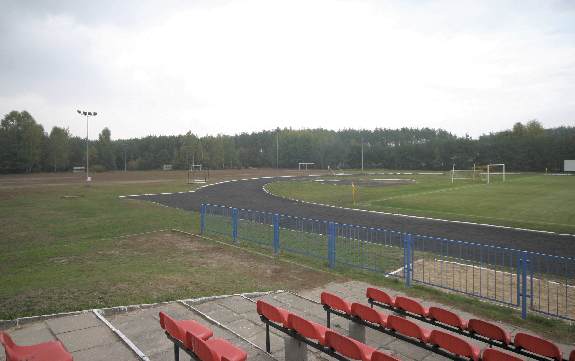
[{"x1": 77, "y1": 109, "x2": 97, "y2": 182}]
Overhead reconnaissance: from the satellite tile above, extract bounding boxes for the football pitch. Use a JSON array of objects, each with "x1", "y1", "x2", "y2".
[{"x1": 265, "y1": 172, "x2": 575, "y2": 235}]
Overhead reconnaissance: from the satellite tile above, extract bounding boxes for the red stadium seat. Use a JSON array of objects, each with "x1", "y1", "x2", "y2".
[
  {"x1": 482, "y1": 348, "x2": 522, "y2": 361},
  {"x1": 159, "y1": 312, "x2": 213, "y2": 345},
  {"x1": 321, "y1": 292, "x2": 352, "y2": 314},
  {"x1": 187, "y1": 332, "x2": 247, "y2": 361},
  {"x1": 256, "y1": 300, "x2": 291, "y2": 327},
  {"x1": 467, "y1": 319, "x2": 511, "y2": 345},
  {"x1": 394, "y1": 296, "x2": 429, "y2": 317},
  {"x1": 428, "y1": 307, "x2": 467, "y2": 330},
  {"x1": 514, "y1": 333, "x2": 562, "y2": 361},
  {"x1": 287, "y1": 314, "x2": 328, "y2": 345},
  {"x1": 325, "y1": 330, "x2": 375, "y2": 361},
  {"x1": 351, "y1": 303, "x2": 388, "y2": 327},
  {"x1": 387, "y1": 315, "x2": 431, "y2": 343},
  {"x1": 570, "y1": 350, "x2": 575, "y2": 361},
  {"x1": 366, "y1": 287, "x2": 396, "y2": 307},
  {"x1": 429, "y1": 330, "x2": 480, "y2": 361},
  {"x1": 371, "y1": 350, "x2": 401, "y2": 361},
  {"x1": 0, "y1": 331, "x2": 73, "y2": 361}
]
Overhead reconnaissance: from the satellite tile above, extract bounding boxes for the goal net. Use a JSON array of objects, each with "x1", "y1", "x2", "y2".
[
  {"x1": 484, "y1": 163, "x2": 506, "y2": 184},
  {"x1": 188, "y1": 164, "x2": 209, "y2": 184}
]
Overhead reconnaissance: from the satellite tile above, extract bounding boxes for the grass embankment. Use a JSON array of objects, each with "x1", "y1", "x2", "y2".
[{"x1": 266, "y1": 173, "x2": 575, "y2": 234}]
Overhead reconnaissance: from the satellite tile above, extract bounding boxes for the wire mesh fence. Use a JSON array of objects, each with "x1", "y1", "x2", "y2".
[{"x1": 201, "y1": 203, "x2": 575, "y2": 321}]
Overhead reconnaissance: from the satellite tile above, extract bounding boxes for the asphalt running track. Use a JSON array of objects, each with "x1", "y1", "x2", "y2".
[{"x1": 128, "y1": 177, "x2": 575, "y2": 258}]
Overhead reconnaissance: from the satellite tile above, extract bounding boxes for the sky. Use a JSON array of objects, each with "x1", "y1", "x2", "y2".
[{"x1": 1, "y1": 0, "x2": 574, "y2": 140}]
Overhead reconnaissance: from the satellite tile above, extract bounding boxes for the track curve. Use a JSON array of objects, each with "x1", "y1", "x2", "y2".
[{"x1": 129, "y1": 177, "x2": 574, "y2": 257}]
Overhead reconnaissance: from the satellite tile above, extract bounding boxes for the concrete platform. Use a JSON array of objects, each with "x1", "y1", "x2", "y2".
[{"x1": 2, "y1": 281, "x2": 574, "y2": 361}]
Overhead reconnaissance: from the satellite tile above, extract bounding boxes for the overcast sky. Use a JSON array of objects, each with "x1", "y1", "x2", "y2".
[{"x1": 1, "y1": 0, "x2": 574, "y2": 140}]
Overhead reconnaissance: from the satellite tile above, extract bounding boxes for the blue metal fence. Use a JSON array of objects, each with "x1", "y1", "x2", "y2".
[{"x1": 201, "y1": 203, "x2": 574, "y2": 321}]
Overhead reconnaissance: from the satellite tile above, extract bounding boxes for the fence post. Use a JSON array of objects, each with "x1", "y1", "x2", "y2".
[
  {"x1": 328, "y1": 222, "x2": 336, "y2": 268},
  {"x1": 521, "y1": 251, "x2": 528, "y2": 320},
  {"x1": 273, "y1": 213, "x2": 280, "y2": 255},
  {"x1": 232, "y1": 208, "x2": 238, "y2": 242},
  {"x1": 200, "y1": 204, "x2": 206, "y2": 235},
  {"x1": 404, "y1": 233, "x2": 412, "y2": 287}
]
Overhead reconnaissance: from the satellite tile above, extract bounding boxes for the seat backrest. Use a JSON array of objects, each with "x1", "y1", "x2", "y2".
[
  {"x1": 570, "y1": 350, "x2": 575, "y2": 361},
  {"x1": 429, "y1": 330, "x2": 479, "y2": 361},
  {"x1": 371, "y1": 350, "x2": 401, "y2": 361},
  {"x1": 428, "y1": 307, "x2": 466, "y2": 329},
  {"x1": 287, "y1": 314, "x2": 324, "y2": 342},
  {"x1": 467, "y1": 319, "x2": 511, "y2": 345},
  {"x1": 351, "y1": 303, "x2": 386, "y2": 326},
  {"x1": 325, "y1": 330, "x2": 366, "y2": 360},
  {"x1": 321, "y1": 292, "x2": 352, "y2": 314},
  {"x1": 256, "y1": 300, "x2": 289, "y2": 325},
  {"x1": 394, "y1": 296, "x2": 427, "y2": 317},
  {"x1": 514, "y1": 333, "x2": 562, "y2": 361},
  {"x1": 482, "y1": 348, "x2": 522, "y2": 361},
  {"x1": 0, "y1": 332, "x2": 15, "y2": 348},
  {"x1": 366, "y1": 287, "x2": 395, "y2": 306},
  {"x1": 0, "y1": 332, "x2": 18, "y2": 361},
  {"x1": 161, "y1": 312, "x2": 184, "y2": 341},
  {"x1": 387, "y1": 315, "x2": 429, "y2": 343},
  {"x1": 186, "y1": 332, "x2": 218, "y2": 361}
]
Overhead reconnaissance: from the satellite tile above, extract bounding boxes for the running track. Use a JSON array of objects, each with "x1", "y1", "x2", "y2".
[{"x1": 127, "y1": 177, "x2": 574, "y2": 257}]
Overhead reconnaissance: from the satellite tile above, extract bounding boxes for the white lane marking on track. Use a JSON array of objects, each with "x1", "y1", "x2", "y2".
[{"x1": 260, "y1": 183, "x2": 575, "y2": 238}]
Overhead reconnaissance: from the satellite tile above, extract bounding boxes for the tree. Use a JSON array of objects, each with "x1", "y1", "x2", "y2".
[
  {"x1": 0, "y1": 111, "x2": 44, "y2": 172},
  {"x1": 96, "y1": 127, "x2": 116, "y2": 170},
  {"x1": 48, "y1": 126, "x2": 70, "y2": 171}
]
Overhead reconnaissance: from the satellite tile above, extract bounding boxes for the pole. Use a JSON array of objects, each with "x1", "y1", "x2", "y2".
[
  {"x1": 86, "y1": 114, "x2": 89, "y2": 182},
  {"x1": 276, "y1": 130, "x2": 279, "y2": 169},
  {"x1": 361, "y1": 137, "x2": 364, "y2": 174},
  {"x1": 124, "y1": 148, "x2": 127, "y2": 172}
]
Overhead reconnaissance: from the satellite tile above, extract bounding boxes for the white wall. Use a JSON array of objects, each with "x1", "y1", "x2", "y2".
[{"x1": 565, "y1": 160, "x2": 575, "y2": 172}]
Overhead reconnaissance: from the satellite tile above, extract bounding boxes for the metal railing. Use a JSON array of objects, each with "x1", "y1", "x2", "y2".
[{"x1": 200, "y1": 203, "x2": 574, "y2": 321}]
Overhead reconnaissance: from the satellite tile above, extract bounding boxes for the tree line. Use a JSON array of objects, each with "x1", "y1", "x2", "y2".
[{"x1": 1, "y1": 110, "x2": 574, "y2": 173}]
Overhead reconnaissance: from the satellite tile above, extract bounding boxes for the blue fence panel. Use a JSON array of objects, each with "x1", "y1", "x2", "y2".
[
  {"x1": 279, "y1": 215, "x2": 329, "y2": 262},
  {"x1": 204, "y1": 204, "x2": 233, "y2": 238},
  {"x1": 410, "y1": 233, "x2": 523, "y2": 307},
  {"x1": 236, "y1": 208, "x2": 274, "y2": 248},
  {"x1": 527, "y1": 251, "x2": 575, "y2": 321},
  {"x1": 202, "y1": 203, "x2": 575, "y2": 321}
]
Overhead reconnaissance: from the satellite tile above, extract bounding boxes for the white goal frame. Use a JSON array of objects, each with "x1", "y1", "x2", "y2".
[
  {"x1": 486, "y1": 163, "x2": 506, "y2": 184},
  {"x1": 298, "y1": 162, "x2": 315, "y2": 171},
  {"x1": 451, "y1": 164, "x2": 477, "y2": 183}
]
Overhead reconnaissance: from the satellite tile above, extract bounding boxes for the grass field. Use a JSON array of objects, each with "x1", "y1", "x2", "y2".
[
  {"x1": 1, "y1": 169, "x2": 574, "y2": 343},
  {"x1": 266, "y1": 172, "x2": 575, "y2": 234}
]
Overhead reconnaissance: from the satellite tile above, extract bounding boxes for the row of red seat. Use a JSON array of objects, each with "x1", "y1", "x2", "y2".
[
  {"x1": 159, "y1": 311, "x2": 247, "y2": 361},
  {"x1": 256, "y1": 299, "x2": 400, "y2": 361},
  {"x1": 365, "y1": 287, "x2": 572, "y2": 361},
  {"x1": 323, "y1": 291, "x2": 509, "y2": 361},
  {"x1": 0, "y1": 332, "x2": 73, "y2": 361}
]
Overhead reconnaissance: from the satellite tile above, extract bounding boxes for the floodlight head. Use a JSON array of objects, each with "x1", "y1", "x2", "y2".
[
  {"x1": 82, "y1": 111, "x2": 87, "y2": 115},
  {"x1": 77, "y1": 110, "x2": 81, "y2": 114},
  {"x1": 88, "y1": 112, "x2": 92, "y2": 116},
  {"x1": 93, "y1": 112, "x2": 97, "y2": 116}
]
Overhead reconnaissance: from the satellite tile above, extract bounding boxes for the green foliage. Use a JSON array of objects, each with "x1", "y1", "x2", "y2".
[
  {"x1": 1, "y1": 110, "x2": 575, "y2": 173},
  {"x1": 0, "y1": 111, "x2": 45, "y2": 172}
]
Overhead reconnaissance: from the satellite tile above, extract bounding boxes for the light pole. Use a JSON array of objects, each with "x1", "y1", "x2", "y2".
[
  {"x1": 77, "y1": 109, "x2": 97, "y2": 182},
  {"x1": 276, "y1": 127, "x2": 279, "y2": 169}
]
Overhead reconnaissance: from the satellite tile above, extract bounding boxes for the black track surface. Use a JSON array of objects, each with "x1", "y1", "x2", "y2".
[{"x1": 131, "y1": 177, "x2": 574, "y2": 257}]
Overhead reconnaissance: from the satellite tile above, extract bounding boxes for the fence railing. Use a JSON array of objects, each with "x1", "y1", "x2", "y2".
[{"x1": 200, "y1": 203, "x2": 574, "y2": 321}]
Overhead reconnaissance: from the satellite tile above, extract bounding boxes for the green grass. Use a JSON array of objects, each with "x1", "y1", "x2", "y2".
[{"x1": 266, "y1": 172, "x2": 575, "y2": 234}]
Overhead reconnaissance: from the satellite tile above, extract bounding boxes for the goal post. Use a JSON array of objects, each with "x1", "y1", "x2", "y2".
[
  {"x1": 451, "y1": 164, "x2": 476, "y2": 183},
  {"x1": 486, "y1": 163, "x2": 506, "y2": 184},
  {"x1": 187, "y1": 163, "x2": 208, "y2": 184}
]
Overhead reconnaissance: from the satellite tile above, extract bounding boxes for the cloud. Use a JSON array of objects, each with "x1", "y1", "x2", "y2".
[{"x1": 0, "y1": 0, "x2": 574, "y2": 139}]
